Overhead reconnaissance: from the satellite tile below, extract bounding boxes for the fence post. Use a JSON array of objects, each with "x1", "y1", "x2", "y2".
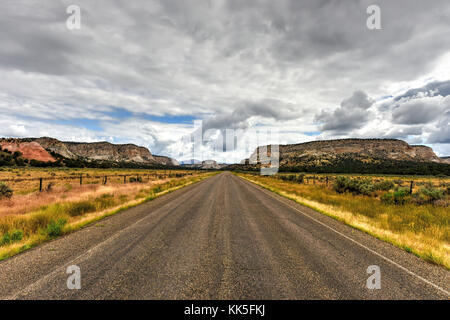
[
  {"x1": 104, "y1": 176, "x2": 107, "y2": 185},
  {"x1": 326, "y1": 176, "x2": 328, "y2": 186},
  {"x1": 124, "y1": 175, "x2": 126, "y2": 184},
  {"x1": 410, "y1": 181, "x2": 414, "y2": 194},
  {"x1": 39, "y1": 178, "x2": 43, "y2": 192},
  {"x1": 80, "y1": 174, "x2": 82, "y2": 186}
]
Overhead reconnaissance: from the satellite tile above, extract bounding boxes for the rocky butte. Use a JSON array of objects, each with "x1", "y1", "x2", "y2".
[
  {"x1": 236, "y1": 138, "x2": 450, "y2": 174},
  {"x1": 0, "y1": 137, "x2": 178, "y2": 166}
]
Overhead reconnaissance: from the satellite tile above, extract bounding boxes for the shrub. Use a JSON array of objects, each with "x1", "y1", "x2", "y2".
[
  {"x1": 381, "y1": 187, "x2": 410, "y2": 205},
  {"x1": 374, "y1": 180, "x2": 395, "y2": 191},
  {"x1": 46, "y1": 218, "x2": 67, "y2": 237},
  {"x1": 12, "y1": 151, "x2": 22, "y2": 159},
  {"x1": 129, "y1": 176, "x2": 143, "y2": 183},
  {"x1": 333, "y1": 177, "x2": 374, "y2": 195},
  {"x1": 1, "y1": 232, "x2": 10, "y2": 246},
  {"x1": 11, "y1": 229, "x2": 23, "y2": 242},
  {"x1": 152, "y1": 186, "x2": 162, "y2": 194},
  {"x1": 0, "y1": 183, "x2": 13, "y2": 199},
  {"x1": 413, "y1": 183, "x2": 445, "y2": 205},
  {"x1": 296, "y1": 173, "x2": 305, "y2": 183},
  {"x1": 0, "y1": 229, "x2": 23, "y2": 246},
  {"x1": 279, "y1": 174, "x2": 304, "y2": 183}
]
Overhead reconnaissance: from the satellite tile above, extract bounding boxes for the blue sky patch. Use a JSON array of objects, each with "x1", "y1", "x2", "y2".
[
  {"x1": 54, "y1": 118, "x2": 103, "y2": 131},
  {"x1": 304, "y1": 131, "x2": 321, "y2": 136},
  {"x1": 100, "y1": 107, "x2": 196, "y2": 124}
]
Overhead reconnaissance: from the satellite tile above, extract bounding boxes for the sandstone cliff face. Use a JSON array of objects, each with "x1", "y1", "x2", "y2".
[
  {"x1": 1, "y1": 137, "x2": 180, "y2": 166},
  {"x1": 32, "y1": 137, "x2": 155, "y2": 163},
  {"x1": 247, "y1": 139, "x2": 445, "y2": 166},
  {"x1": 201, "y1": 160, "x2": 221, "y2": 169},
  {"x1": 65, "y1": 141, "x2": 155, "y2": 163},
  {"x1": 153, "y1": 155, "x2": 180, "y2": 166},
  {"x1": 32, "y1": 137, "x2": 77, "y2": 159},
  {"x1": 0, "y1": 139, "x2": 56, "y2": 162},
  {"x1": 181, "y1": 159, "x2": 224, "y2": 169}
]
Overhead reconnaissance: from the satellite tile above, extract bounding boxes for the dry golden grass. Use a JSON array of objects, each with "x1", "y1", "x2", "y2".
[
  {"x1": 0, "y1": 167, "x2": 193, "y2": 194},
  {"x1": 1, "y1": 178, "x2": 171, "y2": 216},
  {"x1": 236, "y1": 173, "x2": 450, "y2": 269},
  {"x1": 0, "y1": 169, "x2": 217, "y2": 260},
  {"x1": 275, "y1": 172, "x2": 450, "y2": 192}
]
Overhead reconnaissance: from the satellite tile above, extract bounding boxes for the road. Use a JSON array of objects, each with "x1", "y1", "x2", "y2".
[{"x1": 0, "y1": 172, "x2": 448, "y2": 299}]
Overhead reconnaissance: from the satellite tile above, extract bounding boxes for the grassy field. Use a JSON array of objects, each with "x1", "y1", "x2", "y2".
[
  {"x1": 0, "y1": 167, "x2": 196, "y2": 195},
  {"x1": 236, "y1": 172, "x2": 450, "y2": 269},
  {"x1": 0, "y1": 167, "x2": 216, "y2": 260},
  {"x1": 271, "y1": 171, "x2": 449, "y2": 192}
]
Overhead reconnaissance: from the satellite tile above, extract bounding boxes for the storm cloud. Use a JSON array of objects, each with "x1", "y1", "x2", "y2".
[
  {"x1": 394, "y1": 80, "x2": 450, "y2": 101},
  {"x1": 1, "y1": 0, "x2": 450, "y2": 160},
  {"x1": 315, "y1": 91, "x2": 374, "y2": 132},
  {"x1": 391, "y1": 98, "x2": 444, "y2": 124},
  {"x1": 202, "y1": 99, "x2": 299, "y2": 132}
]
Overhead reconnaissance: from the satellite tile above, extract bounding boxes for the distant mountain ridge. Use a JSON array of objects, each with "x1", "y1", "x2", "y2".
[
  {"x1": 153, "y1": 155, "x2": 180, "y2": 166},
  {"x1": 0, "y1": 137, "x2": 178, "y2": 167},
  {"x1": 441, "y1": 156, "x2": 450, "y2": 164},
  {"x1": 235, "y1": 138, "x2": 450, "y2": 175},
  {"x1": 248, "y1": 138, "x2": 444, "y2": 164},
  {"x1": 181, "y1": 159, "x2": 226, "y2": 169},
  {"x1": 2, "y1": 137, "x2": 449, "y2": 174}
]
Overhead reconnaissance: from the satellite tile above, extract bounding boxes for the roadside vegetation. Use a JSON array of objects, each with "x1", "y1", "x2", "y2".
[
  {"x1": 0, "y1": 167, "x2": 196, "y2": 195},
  {"x1": 235, "y1": 172, "x2": 450, "y2": 269},
  {"x1": 0, "y1": 168, "x2": 217, "y2": 260}
]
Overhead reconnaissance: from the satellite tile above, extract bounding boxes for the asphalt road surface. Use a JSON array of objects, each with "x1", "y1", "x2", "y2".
[{"x1": 0, "y1": 172, "x2": 448, "y2": 299}]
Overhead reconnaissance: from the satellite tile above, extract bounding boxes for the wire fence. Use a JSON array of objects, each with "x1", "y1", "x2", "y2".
[
  {"x1": 0, "y1": 170, "x2": 197, "y2": 193},
  {"x1": 244, "y1": 171, "x2": 450, "y2": 193}
]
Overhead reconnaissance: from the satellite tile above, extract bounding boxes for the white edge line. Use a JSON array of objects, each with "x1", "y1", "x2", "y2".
[
  {"x1": 6, "y1": 176, "x2": 212, "y2": 300},
  {"x1": 240, "y1": 176, "x2": 450, "y2": 297}
]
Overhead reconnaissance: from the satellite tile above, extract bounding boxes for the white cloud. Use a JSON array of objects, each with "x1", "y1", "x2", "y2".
[{"x1": 1, "y1": 0, "x2": 450, "y2": 160}]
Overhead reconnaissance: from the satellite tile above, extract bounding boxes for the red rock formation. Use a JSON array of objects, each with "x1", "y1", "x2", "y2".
[
  {"x1": 2, "y1": 137, "x2": 179, "y2": 166},
  {"x1": 0, "y1": 140, "x2": 56, "y2": 162}
]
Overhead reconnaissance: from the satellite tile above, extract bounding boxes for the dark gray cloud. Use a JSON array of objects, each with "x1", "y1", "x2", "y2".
[
  {"x1": 391, "y1": 100, "x2": 441, "y2": 124},
  {"x1": 0, "y1": 2, "x2": 83, "y2": 75},
  {"x1": 383, "y1": 125, "x2": 423, "y2": 139},
  {"x1": 427, "y1": 113, "x2": 450, "y2": 144},
  {"x1": 428, "y1": 128, "x2": 450, "y2": 144},
  {"x1": 394, "y1": 80, "x2": 450, "y2": 101},
  {"x1": 315, "y1": 91, "x2": 374, "y2": 132},
  {"x1": 1, "y1": 0, "x2": 450, "y2": 159},
  {"x1": 202, "y1": 99, "x2": 299, "y2": 132}
]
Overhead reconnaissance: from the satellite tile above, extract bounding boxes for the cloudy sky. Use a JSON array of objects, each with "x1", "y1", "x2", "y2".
[{"x1": 1, "y1": 0, "x2": 450, "y2": 162}]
